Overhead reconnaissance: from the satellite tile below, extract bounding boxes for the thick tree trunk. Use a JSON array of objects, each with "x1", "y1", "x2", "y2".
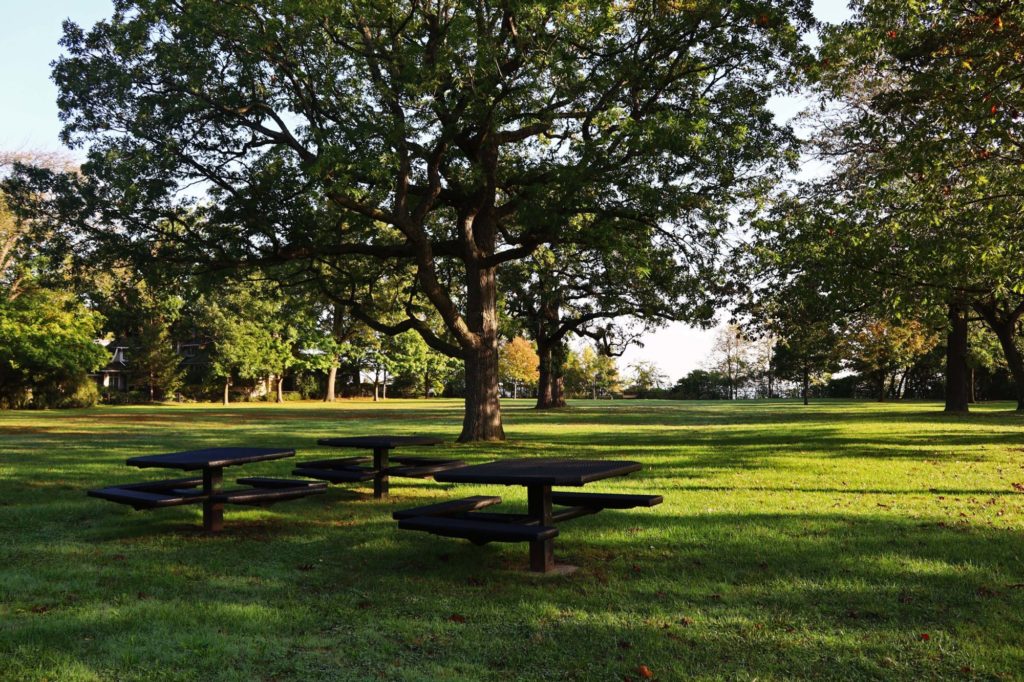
[
  {"x1": 460, "y1": 343, "x2": 504, "y2": 441},
  {"x1": 276, "y1": 375, "x2": 283, "y2": 403},
  {"x1": 458, "y1": 244, "x2": 505, "y2": 441},
  {"x1": 535, "y1": 337, "x2": 567, "y2": 409},
  {"x1": 223, "y1": 379, "x2": 230, "y2": 406},
  {"x1": 945, "y1": 302, "x2": 971, "y2": 413},
  {"x1": 324, "y1": 366, "x2": 337, "y2": 402},
  {"x1": 876, "y1": 371, "x2": 887, "y2": 402},
  {"x1": 802, "y1": 365, "x2": 809, "y2": 405},
  {"x1": 382, "y1": 370, "x2": 388, "y2": 400}
]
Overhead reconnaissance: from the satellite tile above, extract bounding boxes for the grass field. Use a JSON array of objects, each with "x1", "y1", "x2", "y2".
[{"x1": 1, "y1": 399, "x2": 1023, "y2": 681}]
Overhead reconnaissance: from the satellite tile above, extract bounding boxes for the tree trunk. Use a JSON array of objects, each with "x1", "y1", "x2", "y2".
[
  {"x1": 324, "y1": 366, "x2": 337, "y2": 402},
  {"x1": 988, "y1": 320, "x2": 1024, "y2": 412},
  {"x1": 223, "y1": 379, "x2": 230, "y2": 406},
  {"x1": 535, "y1": 337, "x2": 567, "y2": 409},
  {"x1": 276, "y1": 375, "x2": 283, "y2": 403},
  {"x1": 802, "y1": 365, "x2": 809, "y2": 406},
  {"x1": 373, "y1": 378, "x2": 379, "y2": 402},
  {"x1": 457, "y1": 248, "x2": 505, "y2": 441},
  {"x1": 968, "y1": 367, "x2": 976, "y2": 404},
  {"x1": 944, "y1": 302, "x2": 970, "y2": 413},
  {"x1": 382, "y1": 370, "x2": 388, "y2": 400},
  {"x1": 896, "y1": 369, "x2": 908, "y2": 400},
  {"x1": 460, "y1": 343, "x2": 504, "y2": 441}
]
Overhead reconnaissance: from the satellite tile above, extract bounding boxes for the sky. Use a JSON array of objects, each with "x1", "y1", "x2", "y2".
[{"x1": 0, "y1": 0, "x2": 853, "y2": 383}]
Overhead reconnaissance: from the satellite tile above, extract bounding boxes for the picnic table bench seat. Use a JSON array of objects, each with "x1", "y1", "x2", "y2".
[
  {"x1": 392, "y1": 495, "x2": 502, "y2": 520},
  {"x1": 212, "y1": 478, "x2": 327, "y2": 506},
  {"x1": 300, "y1": 456, "x2": 373, "y2": 468},
  {"x1": 87, "y1": 477, "x2": 207, "y2": 510},
  {"x1": 382, "y1": 458, "x2": 467, "y2": 478},
  {"x1": 550, "y1": 492, "x2": 664, "y2": 510},
  {"x1": 291, "y1": 466, "x2": 376, "y2": 483},
  {"x1": 294, "y1": 455, "x2": 464, "y2": 484},
  {"x1": 398, "y1": 515, "x2": 559, "y2": 545}
]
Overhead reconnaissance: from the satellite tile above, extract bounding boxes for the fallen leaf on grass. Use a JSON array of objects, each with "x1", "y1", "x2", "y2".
[
  {"x1": 1011, "y1": 482, "x2": 1024, "y2": 492},
  {"x1": 449, "y1": 613, "x2": 466, "y2": 623},
  {"x1": 918, "y1": 633, "x2": 930, "y2": 641},
  {"x1": 638, "y1": 664, "x2": 654, "y2": 678}
]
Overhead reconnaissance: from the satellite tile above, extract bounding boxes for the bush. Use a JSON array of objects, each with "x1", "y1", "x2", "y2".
[
  {"x1": 33, "y1": 374, "x2": 101, "y2": 409},
  {"x1": 58, "y1": 379, "x2": 101, "y2": 408}
]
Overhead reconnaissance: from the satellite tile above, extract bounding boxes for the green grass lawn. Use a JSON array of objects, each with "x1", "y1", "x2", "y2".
[{"x1": 2, "y1": 399, "x2": 1023, "y2": 681}]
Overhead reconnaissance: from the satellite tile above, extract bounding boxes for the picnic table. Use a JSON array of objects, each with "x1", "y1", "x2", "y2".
[
  {"x1": 393, "y1": 458, "x2": 662, "y2": 572},
  {"x1": 88, "y1": 446, "x2": 326, "y2": 532},
  {"x1": 295, "y1": 435, "x2": 463, "y2": 499}
]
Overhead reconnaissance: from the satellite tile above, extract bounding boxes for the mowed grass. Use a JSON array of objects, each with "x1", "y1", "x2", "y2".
[{"x1": 1, "y1": 399, "x2": 1023, "y2": 681}]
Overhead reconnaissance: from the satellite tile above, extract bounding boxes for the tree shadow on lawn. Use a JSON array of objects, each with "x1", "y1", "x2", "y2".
[
  {"x1": 11, "y1": 508, "x2": 1022, "y2": 680},
  {"x1": 508, "y1": 400, "x2": 1024, "y2": 428}
]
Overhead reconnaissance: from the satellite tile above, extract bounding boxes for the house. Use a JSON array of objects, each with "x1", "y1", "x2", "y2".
[{"x1": 93, "y1": 338, "x2": 130, "y2": 391}]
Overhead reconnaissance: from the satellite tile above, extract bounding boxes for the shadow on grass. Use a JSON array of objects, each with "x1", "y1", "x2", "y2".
[{"x1": 10, "y1": 506, "x2": 1020, "y2": 680}]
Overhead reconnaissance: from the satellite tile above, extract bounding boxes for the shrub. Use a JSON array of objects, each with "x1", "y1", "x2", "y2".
[{"x1": 58, "y1": 379, "x2": 101, "y2": 408}]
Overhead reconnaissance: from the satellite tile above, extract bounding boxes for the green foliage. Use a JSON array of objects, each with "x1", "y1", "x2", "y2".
[
  {"x1": 627, "y1": 360, "x2": 669, "y2": 395},
  {"x1": 130, "y1": 320, "x2": 184, "y2": 401},
  {"x1": 51, "y1": 0, "x2": 817, "y2": 437},
  {"x1": 564, "y1": 345, "x2": 621, "y2": 398},
  {"x1": 194, "y1": 281, "x2": 297, "y2": 398},
  {"x1": 670, "y1": 369, "x2": 732, "y2": 399},
  {"x1": 0, "y1": 289, "x2": 107, "y2": 409}
]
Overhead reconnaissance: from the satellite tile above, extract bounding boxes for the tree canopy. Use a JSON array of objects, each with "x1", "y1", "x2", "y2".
[{"x1": 52, "y1": 0, "x2": 815, "y2": 438}]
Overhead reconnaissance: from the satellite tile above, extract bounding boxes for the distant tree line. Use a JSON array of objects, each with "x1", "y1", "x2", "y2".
[{"x1": 635, "y1": 321, "x2": 1019, "y2": 404}]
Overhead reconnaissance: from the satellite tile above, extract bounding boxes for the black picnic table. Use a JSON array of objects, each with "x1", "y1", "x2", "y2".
[
  {"x1": 296, "y1": 435, "x2": 461, "y2": 499},
  {"x1": 88, "y1": 447, "x2": 326, "y2": 532},
  {"x1": 394, "y1": 458, "x2": 663, "y2": 573}
]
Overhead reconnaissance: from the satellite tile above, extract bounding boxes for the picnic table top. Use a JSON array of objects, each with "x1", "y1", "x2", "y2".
[
  {"x1": 127, "y1": 447, "x2": 296, "y2": 471},
  {"x1": 433, "y1": 458, "x2": 642, "y2": 487},
  {"x1": 317, "y1": 435, "x2": 445, "y2": 449}
]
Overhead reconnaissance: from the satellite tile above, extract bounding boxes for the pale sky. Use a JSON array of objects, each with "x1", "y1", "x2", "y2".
[{"x1": 0, "y1": 0, "x2": 853, "y2": 384}]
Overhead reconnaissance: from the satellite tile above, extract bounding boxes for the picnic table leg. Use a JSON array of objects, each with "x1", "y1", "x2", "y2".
[
  {"x1": 373, "y1": 447, "x2": 390, "y2": 499},
  {"x1": 527, "y1": 484, "x2": 555, "y2": 572},
  {"x1": 202, "y1": 467, "x2": 224, "y2": 532}
]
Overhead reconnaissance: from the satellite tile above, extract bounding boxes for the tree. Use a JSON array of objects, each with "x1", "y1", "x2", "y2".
[
  {"x1": 54, "y1": 0, "x2": 814, "y2": 439},
  {"x1": 671, "y1": 369, "x2": 731, "y2": 400},
  {"x1": 707, "y1": 325, "x2": 754, "y2": 399},
  {"x1": 564, "y1": 345, "x2": 620, "y2": 400},
  {"x1": 0, "y1": 289, "x2": 107, "y2": 408},
  {"x1": 0, "y1": 151, "x2": 78, "y2": 303},
  {"x1": 844, "y1": 318, "x2": 939, "y2": 402},
  {"x1": 792, "y1": 1, "x2": 1024, "y2": 411},
  {"x1": 194, "y1": 282, "x2": 289, "y2": 405},
  {"x1": 130, "y1": 319, "x2": 184, "y2": 401},
  {"x1": 499, "y1": 337, "x2": 539, "y2": 399},
  {"x1": 503, "y1": 232, "x2": 717, "y2": 409},
  {"x1": 628, "y1": 360, "x2": 668, "y2": 395}
]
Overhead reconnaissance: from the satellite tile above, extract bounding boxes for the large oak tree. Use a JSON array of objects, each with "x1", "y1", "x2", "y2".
[{"x1": 55, "y1": 0, "x2": 813, "y2": 439}]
